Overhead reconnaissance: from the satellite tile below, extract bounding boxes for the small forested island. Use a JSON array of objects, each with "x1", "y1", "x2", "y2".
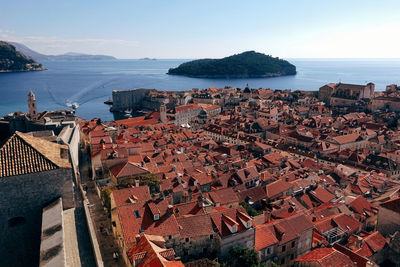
[
  {"x1": 0, "y1": 41, "x2": 45, "y2": 72},
  {"x1": 167, "y1": 51, "x2": 296, "y2": 78}
]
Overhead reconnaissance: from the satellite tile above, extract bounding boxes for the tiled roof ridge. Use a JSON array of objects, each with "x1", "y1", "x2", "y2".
[
  {"x1": 15, "y1": 131, "x2": 61, "y2": 167},
  {"x1": 0, "y1": 132, "x2": 59, "y2": 177},
  {"x1": 16, "y1": 131, "x2": 71, "y2": 168},
  {"x1": 317, "y1": 247, "x2": 336, "y2": 261}
]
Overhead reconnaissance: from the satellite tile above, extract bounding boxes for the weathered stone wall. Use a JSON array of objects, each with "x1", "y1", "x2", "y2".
[
  {"x1": 172, "y1": 234, "x2": 220, "y2": 262},
  {"x1": 377, "y1": 206, "x2": 400, "y2": 236},
  {"x1": 0, "y1": 168, "x2": 74, "y2": 267},
  {"x1": 220, "y1": 228, "x2": 255, "y2": 257},
  {"x1": 111, "y1": 89, "x2": 155, "y2": 111},
  {"x1": 296, "y1": 228, "x2": 313, "y2": 256}
]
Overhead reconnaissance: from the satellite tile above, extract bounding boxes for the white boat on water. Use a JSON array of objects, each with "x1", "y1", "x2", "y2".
[{"x1": 66, "y1": 101, "x2": 79, "y2": 109}]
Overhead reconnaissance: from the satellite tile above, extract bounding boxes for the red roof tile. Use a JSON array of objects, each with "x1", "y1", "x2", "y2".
[
  {"x1": 265, "y1": 179, "x2": 293, "y2": 199},
  {"x1": 363, "y1": 231, "x2": 387, "y2": 253},
  {"x1": 176, "y1": 214, "x2": 214, "y2": 238},
  {"x1": 236, "y1": 186, "x2": 267, "y2": 203},
  {"x1": 112, "y1": 186, "x2": 152, "y2": 207},
  {"x1": 127, "y1": 234, "x2": 184, "y2": 267},
  {"x1": 209, "y1": 207, "x2": 252, "y2": 237},
  {"x1": 255, "y1": 225, "x2": 278, "y2": 251},
  {"x1": 110, "y1": 161, "x2": 149, "y2": 178},
  {"x1": 333, "y1": 214, "x2": 362, "y2": 234},
  {"x1": 295, "y1": 248, "x2": 354, "y2": 267},
  {"x1": 207, "y1": 187, "x2": 239, "y2": 206},
  {"x1": 117, "y1": 200, "x2": 180, "y2": 246},
  {"x1": 309, "y1": 186, "x2": 336, "y2": 203}
]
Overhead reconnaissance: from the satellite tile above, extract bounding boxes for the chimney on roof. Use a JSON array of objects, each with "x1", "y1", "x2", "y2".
[
  {"x1": 355, "y1": 236, "x2": 363, "y2": 248},
  {"x1": 167, "y1": 205, "x2": 173, "y2": 216},
  {"x1": 135, "y1": 179, "x2": 140, "y2": 187},
  {"x1": 135, "y1": 234, "x2": 141, "y2": 244}
]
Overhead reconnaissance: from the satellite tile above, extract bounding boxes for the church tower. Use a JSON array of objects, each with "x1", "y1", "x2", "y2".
[
  {"x1": 160, "y1": 103, "x2": 167, "y2": 123},
  {"x1": 28, "y1": 90, "x2": 37, "y2": 120}
]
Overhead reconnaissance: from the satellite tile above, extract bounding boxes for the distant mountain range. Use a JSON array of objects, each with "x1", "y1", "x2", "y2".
[{"x1": 8, "y1": 42, "x2": 117, "y2": 61}]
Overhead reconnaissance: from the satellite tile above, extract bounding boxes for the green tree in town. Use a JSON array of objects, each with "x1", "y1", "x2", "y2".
[{"x1": 228, "y1": 247, "x2": 259, "y2": 267}]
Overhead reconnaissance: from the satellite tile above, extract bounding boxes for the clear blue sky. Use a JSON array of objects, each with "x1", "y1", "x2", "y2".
[{"x1": 1, "y1": 0, "x2": 400, "y2": 59}]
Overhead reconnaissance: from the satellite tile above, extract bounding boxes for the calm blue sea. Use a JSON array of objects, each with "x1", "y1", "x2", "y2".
[{"x1": 1, "y1": 59, "x2": 400, "y2": 121}]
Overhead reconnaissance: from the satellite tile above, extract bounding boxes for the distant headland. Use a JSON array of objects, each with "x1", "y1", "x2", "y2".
[
  {"x1": 0, "y1": 41, "x2": 45, "y2": 72},
  {"x1": 139, "y1": 57, "x2": 157, "y2": 60},
  {"x1": 167, "y1": 51, "x2": 296, "y2": 78},
  {"x1": 7, "y1": 41, "x2": 117, "y2": 61}
]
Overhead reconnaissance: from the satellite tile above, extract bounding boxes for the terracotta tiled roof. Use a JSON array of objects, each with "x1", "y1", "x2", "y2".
[
  {"x1": 309, "y1": 186, "x2": 336, "y2": 203},
  {"x1": 236, "y1": 166, "x2": 259, "y2": 183},
  {"x1": 127, "y1": 234, "x2": 184, "y2": 267},
  {"x1": 331, "y1": 133, "x2": 362, "y2": 145},
  {"x1": 208, "y1": 187, "x2": 239, "y2": 206},
  {"x1": 175, "y1": 104, "x2": 201, "y2": 113},
  {"x1": 116, "y1": 116, "x2": 158, "y2": 127},
  {"x1": 314, "y1": 216, "x2": 337, "y2": 233},
  {"x1": 110, "y1": 161, "x2": 149, "y2": 178},
  {"x1": 0, "y1": 131, "x2": 71, "y2": 178},
  {"x1": 236, "y1": 186, "x2": 267, "y2": 203},
  {"x1": 265, "y1": 179, "x2": 293, "y2": 199},
  {"x1": 112, "y1": 186, "x2": 152, "y2": 207},
  {"x1": 333, "y1": 243, "x2": 371, "y2": 267},
  {"x1": 348, "y1": 196, "x2": 377, "y2": 217},
  {"x1": 362, "y1": 231, "x2": 387, "y2": 253},
  {"x1": 332, "y1": 214, "x2": 361, "y2": 234},
  {"x1": 117, "y1": 200, "x2": 180, "y2": 246},
  {"x1": 209, "y1": 207, "x2": 252, "y2": 237},
  {"x1": 255, "y1": 224, "x2": 278, "y2": 250},
  {"x1": 173, "y1": 201, "x2": 205, "y2": 217},
  {"x1": 176, "y1": 214, "x2": 214, "y2": 238},
  {"x1": 295, "y1": 247, "x2": 354, "y2": 267}
]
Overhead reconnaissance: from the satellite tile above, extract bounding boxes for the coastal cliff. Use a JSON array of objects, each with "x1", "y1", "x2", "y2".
[
  {"x1": 0, "y1": 41, "x2": 45, "y2": 72},
  {"x1": 167, "y1": 51, "x2": 296, "y2": 78}
]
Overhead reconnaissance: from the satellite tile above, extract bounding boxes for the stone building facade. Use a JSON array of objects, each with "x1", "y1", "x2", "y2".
[
  {"x1": 0, "y1": 132, "x2": 75, "y2": 266},
  {"x1": 319, "y1": 82, "x2": 374, "y2": 106}
]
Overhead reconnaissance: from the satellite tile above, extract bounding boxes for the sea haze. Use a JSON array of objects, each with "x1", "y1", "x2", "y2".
[{"x1": 1, "y1": 59, "x2": 400, "y2": 121}]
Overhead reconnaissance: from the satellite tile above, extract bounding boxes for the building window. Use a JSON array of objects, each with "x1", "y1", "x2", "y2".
[
  {"x1": 282, "y1": 245, "x2": 286, "y2": 252},
  {"x1": 290, "y1": 254, "x2": 294, "y2": 260},
  {"x1": 291, "y1": 241, "x2": 295, "y2": 248},
  {"x1": 267, "y1": 247, "x2": 271, "y2": 254},
  {"x1": 203, "y1": 247, "x2": 208, "y2": 254},
  {"x1": 185, "y1": 237, "x2": 189, "y2": 243},
  {"x1": 210, "y1": 234, "x2": 213, "y2": 240},
  {"x1": 281, "y1": 258, "x2": 285, "y2": 265},
  {"x1": 168, "y1": 235, "x2": 172, "y2": 240}
]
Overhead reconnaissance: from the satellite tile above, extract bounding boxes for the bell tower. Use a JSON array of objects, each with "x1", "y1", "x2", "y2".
[
  {"x1": 28, "y1": 90, "x2": 37, "y2": 120},
  {"x1": 160, "y1": 103, "x2": 167, "y2": 123}
]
